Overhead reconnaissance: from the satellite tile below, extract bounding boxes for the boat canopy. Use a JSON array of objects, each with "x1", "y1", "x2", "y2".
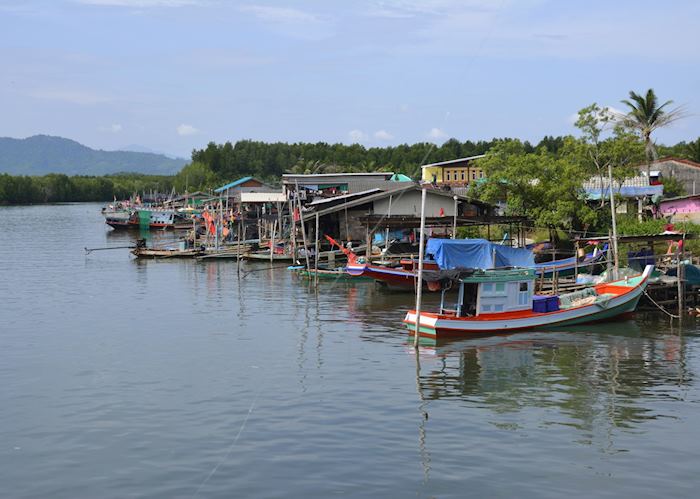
[{"x1": 426, "y1": 238, "x2": 534, "y2": 270}]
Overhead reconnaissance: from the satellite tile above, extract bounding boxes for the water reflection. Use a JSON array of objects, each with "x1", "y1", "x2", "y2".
[{"x1": 413, "y1": 321, "x2": 692, "y2": 433}]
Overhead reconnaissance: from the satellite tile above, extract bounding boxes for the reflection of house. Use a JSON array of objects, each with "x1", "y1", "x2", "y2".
[
  {"x1": 638, "y1": 157, "x2": 700, "y2": 194},
  {"x1": 421, "y1": 155, "x2": 486, "y2": 186},
  {"x1": 659, "y1": 194, "x2": 700, "y2": 223}
]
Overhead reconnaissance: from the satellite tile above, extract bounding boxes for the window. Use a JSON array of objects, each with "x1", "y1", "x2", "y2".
[
  {"x1": 472, "y1": 171, "x2": 476, "y2": 180},
  {"x1": 495, "y1": 282, "x2": 505, "y2": 292},
  {"x1": 461, "y1": 171, "x2": 465, "y2": 181},
  {"x1": 519, "y1": 282, "x2": 528, "y2": 291},
  {"x1": 446, "y1": 172, "x2": 450, "y2": 181},
  {"x1": 479, "y1": 171, "x2": 484, "y2": 178},
  {"x1": 493, "y1": 304, "x2": 504, "y2": 312}
]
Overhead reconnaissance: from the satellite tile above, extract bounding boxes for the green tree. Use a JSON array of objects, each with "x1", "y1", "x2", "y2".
[
  {"x1": 572, "y1": 104, "x2": 644, "y2": 207},
  {"x1": 684, "y1": 138, "x2": 700, "y2": 163},
  {"x1": 173, "y1": 162, "x2": 218, "y2": 192},
  {"x1": 475, "y1": 139, "x2": 599, "y2": 231},
  {"x1": 620, "y1": 89, "x2": 684, "y2": 181}
]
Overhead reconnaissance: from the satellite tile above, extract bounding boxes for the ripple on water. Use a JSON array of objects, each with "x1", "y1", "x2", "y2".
[{"x1": 2, "y1": 204, "x2": 700, "y2": 498}]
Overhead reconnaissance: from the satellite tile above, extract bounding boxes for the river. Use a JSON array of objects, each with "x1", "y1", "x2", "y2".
[{"x1": 1, "y1": 203, "x2": 699, "y2": 498}]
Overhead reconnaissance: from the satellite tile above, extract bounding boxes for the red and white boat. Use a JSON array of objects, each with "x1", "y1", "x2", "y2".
[{"x1": 404, "y1": 265, "x2": 653, "y2": 340}]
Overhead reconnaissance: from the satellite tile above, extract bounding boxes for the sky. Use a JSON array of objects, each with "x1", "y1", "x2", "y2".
[{"x1": 1, "y1": 0, "x2": 699, "y2": 158}]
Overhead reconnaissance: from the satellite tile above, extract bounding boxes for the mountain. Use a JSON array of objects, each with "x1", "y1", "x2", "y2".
[{"x1": 0, "y1": 135, "x2": 188, "y2": 176}]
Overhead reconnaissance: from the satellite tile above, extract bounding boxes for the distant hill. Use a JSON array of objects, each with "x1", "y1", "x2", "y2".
[{"x1": 0, "y1": 135, "x2": 188, "y2": 176}]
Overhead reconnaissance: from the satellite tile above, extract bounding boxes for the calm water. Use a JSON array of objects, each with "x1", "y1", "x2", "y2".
[{"x1": 1, "y1": 203, "x2": 699, "y2": 498}]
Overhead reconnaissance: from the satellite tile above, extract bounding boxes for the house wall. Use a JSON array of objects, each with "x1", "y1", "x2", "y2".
[
  {"x1": 651, "y1": 160, "x2": 700, "y2": 195},
  {"x1": 421, "y1": 162, "x2": 484, "y2": 185},
  {"x1": 659, "y1": 198, "x2": 700, "y2": 215},
  {"x1": 373, "y1": 190, "x2": 456, "y2": 217}
]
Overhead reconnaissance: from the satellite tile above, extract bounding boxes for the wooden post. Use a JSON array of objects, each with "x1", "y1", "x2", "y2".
[
  {"x1": 365, "y1": 220, "x2": 371, "y2": 259},
  {"x1": 678, "y1": 234, "x2": 685, "y2": 319},
  {"x1": 237, "y1": 217, "x2": 242, "y2": 275},
  {"x1": 452, "y1": 196, "x2": 458, "y2": 239},
  {"x1": 295, "y1": 188, "x2": 311, "y2": 271},
  {"x1": 414, "y1": 187, "x2": 427, "y2": 348},
  {"x1": 608, "y1": 162, "x2": 619, "y2": 278},
  {"x1": 574, "y1": 240, "x2": 579, "y2": 280},
  {"x1": 314, "y1": 212, "x2": 320, "y2": 287},
  {"x1": 270, "y1": 219, "x2": 276, "y2": 263},
  {"x1": 385, "y1": 194, "x2": 392, "y2": 253},
  {"x1": 289, "y1": 197, "x2": 297, "y2": 263}
]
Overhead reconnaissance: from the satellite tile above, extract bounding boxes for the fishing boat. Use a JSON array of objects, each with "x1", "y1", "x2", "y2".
[
  {"x1": 534, "y1": 246, "x2": 607, "y2": 277},
  {"x1": 102, "y1": 204, "x2": 137, "y2": 229},
  {"x1": 289, "y1": 265, "x2": 373, "y2": 281},
  {"x1": 404, "y1": 265, "x2": 653, "y2": 340},
  {"x1": 347, "y1": 239, "x2": 607, "y2": 289},
  {"x1": 347, "y1": 239, "x2": 533, "y2": 291}
]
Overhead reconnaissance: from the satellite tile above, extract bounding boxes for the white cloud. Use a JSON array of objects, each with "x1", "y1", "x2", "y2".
[
  {"x1": 374, "y1": 129, "x2": 394, "y2": 141},
  {"x1": 99, "y1": 123, "x2": 123, "y2": 133},
  {"x1": 427, "y1": 127, "x2": 448, "y2": 141},
  {"x1": 239, "y1": 4, "x2": 320, "y2": 23},
  {"x1": 238, "y1": 4, "x2": 333, "y2": 40},
  {"x1": 177, "y1": 124, "x2": 199, "y2": 136},
  {"x1": 348, "y1": 129, "x2": 368, "y2": 142},
  {"x1": 75, "y1": 0, "x2": 201, "y2": 6}
]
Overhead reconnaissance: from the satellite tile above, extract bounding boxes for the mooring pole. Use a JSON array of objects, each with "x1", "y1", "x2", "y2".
[
  {"x1": 385, "y1": 194, "x2": 392, "y2": 253},
  {"x1": 452, "y1": 195, "x2": 458, "y2": 239},
  {"x1": 414, "y1": 187, "x2": 427, "y2": 348},
  {"x1": 314, "y1": 212, "x2": 320, "y2": 287}
]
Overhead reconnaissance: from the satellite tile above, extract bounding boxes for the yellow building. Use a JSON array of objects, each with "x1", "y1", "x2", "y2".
[{"x1": 421, "y1": 155, "x2": 486, "y2": 186}]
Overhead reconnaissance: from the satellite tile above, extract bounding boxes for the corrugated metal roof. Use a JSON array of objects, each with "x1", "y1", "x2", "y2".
[
  {"x1": 214, "y1": 176, "x2": 255, "y2": 192},
  {"x1": 421, "y1": 155, "x2": 486, "y2": 168}
]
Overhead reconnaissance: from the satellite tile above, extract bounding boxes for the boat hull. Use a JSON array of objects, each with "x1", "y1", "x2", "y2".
[
  {"x1": 345, "y1": 262, "x2": 442, "y2": 291},
  {"x1": 404, "y1": 268, "x2": 651, "y2": 339}
]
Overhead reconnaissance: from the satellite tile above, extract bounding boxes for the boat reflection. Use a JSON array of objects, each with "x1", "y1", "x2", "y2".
[{"x1": 411, "y1": 320, "x2": 692, "y2": 431}]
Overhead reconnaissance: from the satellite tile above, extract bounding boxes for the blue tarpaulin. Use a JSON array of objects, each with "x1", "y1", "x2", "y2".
[{"x1": 426, "y1": 238, "x2": 535, "y2": 270}]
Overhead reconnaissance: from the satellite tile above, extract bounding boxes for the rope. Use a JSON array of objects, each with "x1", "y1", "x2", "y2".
[{"x1": 642, "y1": 289, "x2": 680, "y2": 319}]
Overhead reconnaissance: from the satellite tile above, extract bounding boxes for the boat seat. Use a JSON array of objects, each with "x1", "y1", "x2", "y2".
[{"x1": 559, "y1": 287, "x2": 597, "y2": 309}]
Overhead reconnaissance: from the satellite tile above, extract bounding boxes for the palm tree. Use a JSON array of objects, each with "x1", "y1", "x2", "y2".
[{"x1": 620, "y1": 89, "x2": 684, "y2": 182}]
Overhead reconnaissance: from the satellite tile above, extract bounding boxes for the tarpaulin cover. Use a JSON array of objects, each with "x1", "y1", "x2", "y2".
[{"x1": 426, "y1": 238, "x2": 534, "y2": 270}]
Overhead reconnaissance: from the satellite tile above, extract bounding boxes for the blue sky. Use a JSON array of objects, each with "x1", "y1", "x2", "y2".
[{"x1": 1, "y1": 0, "x2": 699, "y2": 158}]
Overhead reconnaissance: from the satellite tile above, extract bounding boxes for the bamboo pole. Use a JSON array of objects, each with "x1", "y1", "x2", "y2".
[
  {"x1": 270, "y1": 219, "x2": 276, "y2": 263},
  {"x1": 289, "y1": 197, "x2": 297, "y2": 263},
  {"x1": 315, "y1": 212, "x2": 320, "y2": 287},
  {"x1": 385, "y1": 194, "x2": 392, "y2": 253},
  {"x1": 237, "y1": 217, "x2": 242, "y2": 276},
  {"x1": 452, "y1": 196, "x2": 458, "y2": 239},
  {"x1": 295, "y1": 184, "x2": 311, "y2": 271},
  {"x1": 414, "y1": 187, "x2": 427, "y2": 348},
  {"x1": 607, "y1": 162, "x2": 619, "y2": 278}
]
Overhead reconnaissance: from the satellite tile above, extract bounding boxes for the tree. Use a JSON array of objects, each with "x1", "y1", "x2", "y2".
[
  {"x1": 620, "y1": 89, "x2": 684, "y2": 181},
  {"x1": 475, "y1": 140, "x2": 600, "y2": 231},
  {"x1": 173, "y1": 162, "x2": 218, "y2": 192},
  {"x1": 572, "y1": 104, "x2": 644, "y2": 207},
  {"x1": 685, "y1": 138, "x2": 700, "y2": 163}
]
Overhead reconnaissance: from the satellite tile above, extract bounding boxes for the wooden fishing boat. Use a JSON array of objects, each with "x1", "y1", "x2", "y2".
[
  {"x1": 132, "y1": 247, "x2": 205, "y2": 258},
  {"x1": 102, "y1": 206, "x2": 137, "y2": 229},
  {"x1": 289, "y1": 265, "x2": 373, "y2": 281},
  {"x1": 348, "y1": 240, "x2": 607, "y2": 290},
  {"x1": 534, "y1": 247, "x2": 607, "y2": 277},
  {"x1": 404, "y1": 265, "x2": 653, "y2": 340}
]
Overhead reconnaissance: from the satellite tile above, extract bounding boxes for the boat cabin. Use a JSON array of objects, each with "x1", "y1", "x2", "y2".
[{"x1": 440, "y1": 268, "x2": 538, "y2": 317}]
